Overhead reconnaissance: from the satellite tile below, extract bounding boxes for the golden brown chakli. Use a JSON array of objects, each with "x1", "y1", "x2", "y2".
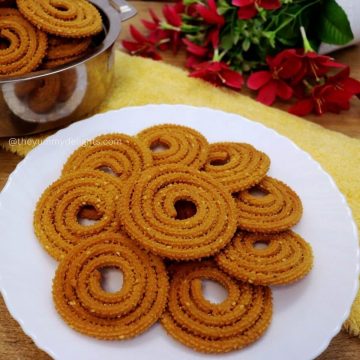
[
  {"x1": 16, "y1": 0, "x2": 103, "y2": 38},
  {"x1": 203, "y1": 142, "x2": 270, "y2": 192},
  {"x1": 62, "y1": 133, "x2": 154, "y2": 183},
  {"x1": 235, "y1": 176, "x2": 303, "y2": 233},
  {"x1": 34, "y1": 170, "x2": 123, "y2": 260},
  {"x1": 161, "y1": 261, "x2": 272, "y2": 353},
  {"x1": 31, "y1": 125, "x2": 313, "y2": 353},
  {"x1": 216, "y1": 231, "x2": 313, "y2": 285},
  {"x1": 120, "y1": 164, "x2": 237, "y2": 260},
  {"x1": 137, "y1": 124, "x2": 209, "y2": 168},
  {"x1": 43, "y1": 36, "x2": 92, "y2": 69},
  {"x1": 53, "y1": 232, "x2": 169, "y2": 339},
  {"x1": 0, "y1": 8, "x2": 47, "y2": 77}
]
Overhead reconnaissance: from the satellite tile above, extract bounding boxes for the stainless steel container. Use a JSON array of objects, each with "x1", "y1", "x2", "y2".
[{"x1": 0, "y1": 0, "x2": 136, "y2": 138}]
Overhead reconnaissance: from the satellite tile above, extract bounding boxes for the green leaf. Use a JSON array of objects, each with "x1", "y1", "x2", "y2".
[
  {"x1": 217, "y1": 0, "x2": 231, "y2": 15},
  {"x1": 220, "y1": 33, "x2": 234, "y2": 51},
  {"x1": 242, "y1": 38, "x2": 251, "y2": 51},
  {"x1": 318, "y1": 0, "x2": 353, "y2": 45}
]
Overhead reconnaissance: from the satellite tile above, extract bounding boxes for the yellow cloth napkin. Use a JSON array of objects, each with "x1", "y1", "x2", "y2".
[{"x1": 1, "y1": 51, "x2": 360, "y2": 335}]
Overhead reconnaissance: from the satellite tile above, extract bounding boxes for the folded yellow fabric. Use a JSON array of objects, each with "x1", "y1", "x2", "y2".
[{"x1": 1, "y1": 51, "x2": 360, "y2": 335}]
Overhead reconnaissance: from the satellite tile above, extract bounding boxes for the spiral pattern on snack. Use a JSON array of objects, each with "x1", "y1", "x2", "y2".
[
  {"x1": 161, "y1": 261, "x2": 272, "y2": 353},
  {"x1": 120, "y1": 164, "x2": 237, "y2": 260},
  {"x1": 43, "y1": 35, "x2": 91, "y2": 69},
  {"x1": 216, "y1": 231, "x2": 313, "y2": 285},
  {"x1": 62, "y1": 134, "x2": 153, "y2": 183},
  {"x1": 0, "y1": 8, "x2": 47, "y2": 77},
  {"x1": 236, "y1": 176, "x2": 303, "y2": 233},
  {"x1": 53, "y1": 232, "x2": 169, "y2": 339},
  {"x1": 34, "y1": 171, "x2": 123, "y2": 260},
  {"x1": 137, "y1": 124, "x2": 209, "y2": 168},
  {"x1": 203, "y1": 142, "x2": 270, "y2": 192},
  {"x1": 17, "y1": 0, "x2": 103, "y2": 38}
]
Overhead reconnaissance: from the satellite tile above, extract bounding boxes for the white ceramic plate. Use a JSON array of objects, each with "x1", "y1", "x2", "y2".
[{"x1": 0, "y1": 105, "x2": 358, "y2": 360}]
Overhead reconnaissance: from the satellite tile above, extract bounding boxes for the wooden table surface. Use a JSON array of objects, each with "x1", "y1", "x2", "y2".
[{"x1": 0, "y1": 1, "x2": 360, "y2": 359}]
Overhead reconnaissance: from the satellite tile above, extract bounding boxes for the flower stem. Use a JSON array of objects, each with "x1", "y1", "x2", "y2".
[
  {"x1": 300, "y1": 26, "x2": 314, "y2": 52},
  {"x1": 265, "y1": 0, "x2": 321, "y2": 34}
]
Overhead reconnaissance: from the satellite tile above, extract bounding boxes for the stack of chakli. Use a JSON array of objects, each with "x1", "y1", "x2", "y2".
[{"x1": 33, "y1": 124, "x2": 313, "y2": 353}]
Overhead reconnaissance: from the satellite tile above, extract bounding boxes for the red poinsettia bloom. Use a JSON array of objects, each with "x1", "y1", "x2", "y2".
[
  {"x1": 247, "y1": 50, "x2": 302, "y2": 105},
  {"x1": 122, "y1": 25, "x2": 161, "y2": 60},
  {"x1": 292, "y1": 51, "x2": 345, "y2": 83},
  {"x1": 190, "y1": 61, "x2": 244, "y2": 90},
  {"x1": 195, "y1": 0, "x2": 224, "y2": 25},
  {"x1": 232, "y1": 0, "x2": 281, "y2": 20}
]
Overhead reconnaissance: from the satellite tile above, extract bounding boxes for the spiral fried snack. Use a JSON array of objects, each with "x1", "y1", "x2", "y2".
[
  {"x1": 216, "y1": 231, "x2": 313, "y2": 286},
  {"x1": 120, "y1": 164, "x2": 237, "y2": 260},
  {"x1": 28, "y1": 74, "x2": 61, "y2": 113},
  {"x1": 17, "y1": 0, "x2": 102, "y2": 38},
  {"x1": 137, "y1": 124, "x2": 209, "y2": 168},
  {"x1": 53, "y1": 232, "x2": 169, "y2": 339},
  {"x1": 203, "y1": 142, "x2": 270, "y2": 193},
  {"x1": 161, "y1": 261, "x2": 272, "y2": 353},
  {"x1": 34, "y1": 171, "x2": 123, "y2": 260},
  {"x1": 236, "y1": 176, "x2": 302, "y2": 233},
  {"x1": 58, "y1": 68, "x2": 77, "y2": 102},
  {"x1": 62, "y1": 134, "x2": 153, "y2": 183},
  {"x1": 14, "y1": 79, "x2": 42, "y2": 98},
  {"x1": 0, "y1": 8, "x2": 47, "y2": 77},
  {"x1": 43, "y1": 36, "x2": 91, "y2": 69}
]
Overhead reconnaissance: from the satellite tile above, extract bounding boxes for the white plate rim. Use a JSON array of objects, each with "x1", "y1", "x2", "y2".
[{"x1": 0, "y1": 104, "x2": 359, "y2": 360}]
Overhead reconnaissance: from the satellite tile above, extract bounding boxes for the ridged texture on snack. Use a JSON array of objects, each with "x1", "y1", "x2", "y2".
[
  {"x1": 17, "y1": 0, "x2": 102, "y2": 38},
  {"x1": 33, "y1": 170, "x2": 123, "y2": 260},
  {"x1": 62, "y1": 133, "x2": 153, "y2": 183},
  {"x1": 161, "y1": 261, "x2": 272, "y2": 353},
  {"x1": 137, "y1": 124, "x2": 209, "y2": 169},
  {"x1": 216, "y1": 231, "x2": 313, "y2": 285},
  {"x1": 0, "y1": 8, "x2": 47, "y2": 77},
  {"x1": 52, "y1": 232, "x2": 169, "y2": 339},
  {"x1": 203, "y1": 142, "x2": 270, "y2": 193},
  {"x1": 42, "y1": 36, "x2": 91, "y2": 69},
  {"x1": 236, "y1": 176, "x2": 303, "y2": 233},
  {"x1": 120, "y1": 164, "x2": 237, "y2": 260}
]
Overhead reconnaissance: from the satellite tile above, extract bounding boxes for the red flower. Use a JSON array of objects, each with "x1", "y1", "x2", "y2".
[
  {"x1": 289, "y1": 84, "x2": 351, "y2": 116},
  {"x1": 190, "y1": 61, "x2": 244, "y2": 90},
  {"x1": 122, "y1": 25, "x2": 161, "y2": 60},
  {"x1": 195, "y1": 0, "x2": 224, "y2": 25},
  {"x1": 142, "y1": 11, "x2": 170, "y2": 51},
  {"x1": 247, "y1": 50, "x2": 302, "y2": 105},
  {"x1": 162, "y1": 4, "x2": 183, "y2": 52},
  {"x1": 186, "y1": 55, "x2": 204, "y2": 69},
  {"x1": 141, "y1": 7, "x2": 182, "y2": 53},
  {"x1": 183, "y1": 38, "x2": 209, "y2": 57},
  {"x1": 292, "y1": 51, "x2": 345, "y2": 83},
  {"x1": 327, "y1": 66, "x2": 360, "y2": 97},
  {"x1": 163, "y1": 4, "x2": 182, "y2": 27},
  {"x1": 232, "y1": 0, "x2": 281, "y2": 20},
  {"x1": 289, "y1": 67, "x2": 360, "y2": 116},
  {"x1": 206, "y1": 27, "x2": 220, "y2": 49},
  {"x1": 141, "y1": 9, "x2": 160, "y2": 32}
]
